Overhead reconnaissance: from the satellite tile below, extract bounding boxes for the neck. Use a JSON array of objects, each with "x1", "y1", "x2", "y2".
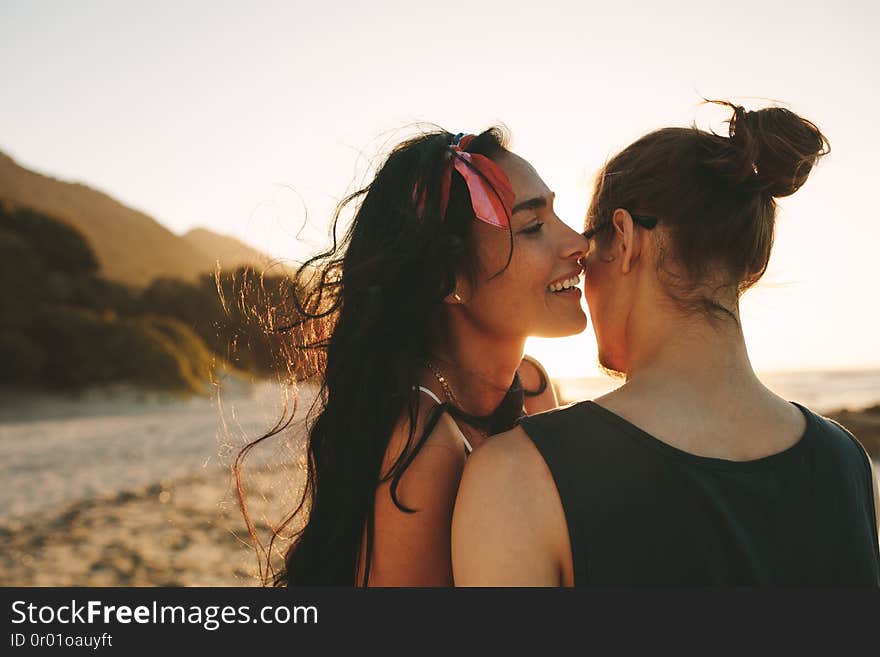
[
  {"x1": 428, "y1": 311, "x2": 525, "y2": 417},
  {"x1": 623, "y1": 303, "x2": 764, "y2": 400}
]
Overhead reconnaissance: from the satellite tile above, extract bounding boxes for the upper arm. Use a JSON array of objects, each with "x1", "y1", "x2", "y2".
[
  {"x1": 363, "y1": 411, "x2": 467, "y2": 586},
  {"x1": 451, "y1": 426, "x2": 567, "y2": 586},
  {"x1": 519, "y1": 355, "x2": 557, "y2": 415}
]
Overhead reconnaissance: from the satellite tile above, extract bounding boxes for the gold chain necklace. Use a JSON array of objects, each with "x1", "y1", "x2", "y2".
[
  {"x1": 426, "y1": 361, "x2": 460, "y2": 406},
  {"x1": 425, "y1": 361, "x2": 488, "y2": 439}
]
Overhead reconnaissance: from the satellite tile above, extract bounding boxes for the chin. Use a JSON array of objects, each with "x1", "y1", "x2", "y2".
[
  {"x1": 538, "y1": 309, "x2": 588, "y2": 338},
  {"x1": 597, "y1": 349, "x2": 626, "y2": 378},
  {"x1": 570, "y1": 312, "x2": 589, "y2": 335},
  {"x1": 599, "y1": 364, "x2": 627, "y2": 380}
]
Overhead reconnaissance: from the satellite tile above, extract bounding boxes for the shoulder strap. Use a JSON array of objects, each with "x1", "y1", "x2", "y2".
[
  {"x1": 416, "y1": 385, "x2": 442, "y2": 405},
  {"x1": 415, "y1": 386, "x2": 473, "y2": 454},
  {"x1": 519, "y1": 354, "x2": 548, "y2": 397}
]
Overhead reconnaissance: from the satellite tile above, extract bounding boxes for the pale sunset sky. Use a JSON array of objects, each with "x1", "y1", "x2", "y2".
[{"x1": 2, "y1": 0, "x2": 878, "y2": 377}]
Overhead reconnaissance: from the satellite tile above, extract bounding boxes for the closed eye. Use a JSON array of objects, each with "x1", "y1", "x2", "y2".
[{"x1": 521, "y1": 221, "x2": 544, "y2": 235}]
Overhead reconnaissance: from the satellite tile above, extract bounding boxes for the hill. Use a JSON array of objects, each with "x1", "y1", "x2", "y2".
[
  {"x1": 182, "y1": 227, "x2": 285, "y2": 274},
  {"x1": 0, "y1": 150, "x2": 280, "y2": 286}
]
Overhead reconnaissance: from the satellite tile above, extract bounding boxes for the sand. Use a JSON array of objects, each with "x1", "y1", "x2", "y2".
[
  {"x1": 0, "y1": 380, "x2": 312, "y2": 587},
  {"x1": 0, "y1": 468, "x2": 294, "y2": 586},
  {"x1": 0, "y1": 382, "x2": 877, "y2": 587}
]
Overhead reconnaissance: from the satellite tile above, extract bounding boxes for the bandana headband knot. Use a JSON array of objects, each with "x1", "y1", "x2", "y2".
[{"x1": 413, "y1": 132, "x2": 514, "y2": 229}]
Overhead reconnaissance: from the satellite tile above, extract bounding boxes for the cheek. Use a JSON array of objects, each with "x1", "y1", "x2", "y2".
[
  {"x1": 470, "y1": 238, "x2": 552, "y2": 325},
  {"x1": 582, "y1": 256, "x2": 603, "y2": 307},
  {"x1": 476, "y1": 229, "x2": 551, "y2": 289},
  {"x1": 507, "y1": 240, "x2": 554, "y2": 286},
  {"x1": 584, "y1": 258, "x2": 616, "y2": 333},
  {"x1": 583, "y1": 258, "x2": 630, "y2": 369},
  {"x1": 472, "y1": 226, "x2": 507, "y2": 275},
  {"x1": 479, "y1": 249, "x2": 541, "y2": 309}
]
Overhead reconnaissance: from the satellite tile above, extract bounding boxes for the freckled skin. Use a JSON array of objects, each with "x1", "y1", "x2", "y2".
[{"x1": 461, "y1": 152, "x2": 589, "y2": 340}]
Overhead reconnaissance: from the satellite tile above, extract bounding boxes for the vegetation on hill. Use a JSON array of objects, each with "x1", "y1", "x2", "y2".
[{"x1": 0, "y1": 203, "x2": 295, "y2": 394}]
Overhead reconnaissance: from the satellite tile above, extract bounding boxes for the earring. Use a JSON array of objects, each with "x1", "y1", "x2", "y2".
[{"x1": 453, "y1": 293, "x2": 463, "y2": 302}]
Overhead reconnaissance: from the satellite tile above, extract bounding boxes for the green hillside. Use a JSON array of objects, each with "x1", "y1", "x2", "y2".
[{"x1": 0, "y1": 204, "x2": 293, "y2": 394}]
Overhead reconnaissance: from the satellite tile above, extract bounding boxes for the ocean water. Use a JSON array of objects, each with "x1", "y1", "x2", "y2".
[{"x1": 554, "y1": 368, "x2": 880, "y2": 414}]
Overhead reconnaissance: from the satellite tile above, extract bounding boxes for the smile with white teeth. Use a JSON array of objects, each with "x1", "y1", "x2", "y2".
[{"x1": 548, "y1": 275, "x2": 581, "y2": 292}]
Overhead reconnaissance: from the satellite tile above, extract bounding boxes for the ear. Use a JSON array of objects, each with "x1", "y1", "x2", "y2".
[
  {"x1": 611, "y1": 208, "x2": 642, "y2": 275},
  {"x1": 443, "y1": 274, "x2": 471, "y2": 304}
]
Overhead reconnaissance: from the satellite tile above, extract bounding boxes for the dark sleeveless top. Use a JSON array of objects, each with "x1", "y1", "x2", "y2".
[{"x1": 518, "y1": 400, "x2": 880, "y2": 586}]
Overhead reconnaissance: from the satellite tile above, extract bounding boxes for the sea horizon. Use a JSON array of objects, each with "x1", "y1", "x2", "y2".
[{"x1": 554, "y1": 366, "x2": 880, "y2": 415}]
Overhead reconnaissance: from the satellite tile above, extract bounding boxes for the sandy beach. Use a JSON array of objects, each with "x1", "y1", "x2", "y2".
[
  {"x1": 0, "y1": 379, "x2": 878, "y2": 587},
  {"x1": 0, "y1": 381, "x2": 312, "y2": 587}
]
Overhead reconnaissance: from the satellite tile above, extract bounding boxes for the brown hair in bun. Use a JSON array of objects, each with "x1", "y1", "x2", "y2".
[{"x1": 586, "y1": 101, "x2": 829, "y2": 320}]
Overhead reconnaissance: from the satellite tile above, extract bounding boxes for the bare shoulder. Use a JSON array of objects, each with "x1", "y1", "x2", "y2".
[
  {"x1": 376, "y1": 395, "x2": 470, "y2": 518},
  {"x1": 382, "y1": 399, "x2": 467, "y2": 478},
  {"x1": 453, "y1": 425, "x2": 571, "y2": 585},
  {"x1": 462, "y1": 426, "x2": 558, "y2": 504},
  {"x1": 363, "y1": 398, "x2": 470, "y2": 586}
]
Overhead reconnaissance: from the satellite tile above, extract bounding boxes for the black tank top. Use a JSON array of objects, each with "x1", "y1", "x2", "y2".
[{"x1": 518, "y1": 400, "x2": 880, "y2": 586}]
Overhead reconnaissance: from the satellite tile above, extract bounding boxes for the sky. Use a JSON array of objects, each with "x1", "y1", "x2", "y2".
[{"x1": 2, "y1": 0, "x2": 878, "y2": 377}]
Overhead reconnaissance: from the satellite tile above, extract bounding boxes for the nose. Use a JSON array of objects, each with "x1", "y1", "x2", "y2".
[{"x1": 561, "y1": 222, "x2": 589, "y2": 262}]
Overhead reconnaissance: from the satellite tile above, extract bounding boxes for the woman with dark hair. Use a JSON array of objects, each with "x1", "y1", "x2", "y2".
[
  {"x1": 452, "y1": 103, "x2": 880, "y2": 586},
  {"x1": 240, "y1": 128, "x2": 589, "y2": 586}
]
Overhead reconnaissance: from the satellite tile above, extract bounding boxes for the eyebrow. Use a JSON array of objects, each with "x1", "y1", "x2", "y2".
[{"x1": 511, "y1": 194, "x2": 550, "y2": 215}]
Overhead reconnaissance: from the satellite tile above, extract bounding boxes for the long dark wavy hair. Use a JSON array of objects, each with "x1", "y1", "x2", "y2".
[{"x1": 234, "y1": 127, "x2": 517, "y2": 585}]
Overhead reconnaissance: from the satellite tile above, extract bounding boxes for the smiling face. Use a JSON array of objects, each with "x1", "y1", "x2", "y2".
[{"x1": 454, "y1": 151, "x2": 589, "y2": 339}]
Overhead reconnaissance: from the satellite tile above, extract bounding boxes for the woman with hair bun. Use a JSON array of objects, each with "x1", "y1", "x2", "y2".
[
  {"x1": 239, "y1": 128, "x2": 589, "y2": 586},
  {"x1": 453, "y1": 103, "x2": 880, "y2": 586}
]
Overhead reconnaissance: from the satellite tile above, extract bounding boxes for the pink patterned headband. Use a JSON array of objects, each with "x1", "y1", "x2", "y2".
[{"x1": 413, "y1": 133, "x2": 514, "y2": 229}]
